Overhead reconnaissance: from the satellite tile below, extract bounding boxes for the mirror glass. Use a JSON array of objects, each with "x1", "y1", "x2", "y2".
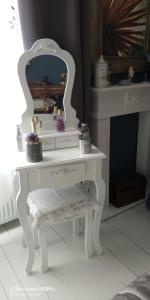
[{"x1": 26, "y1": 55, "x2": 67, "y2": 116}]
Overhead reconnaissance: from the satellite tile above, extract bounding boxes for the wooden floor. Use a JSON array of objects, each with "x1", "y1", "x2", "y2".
[{"x1": 0, "y1": 203, "x2": 150, "y2": 300}]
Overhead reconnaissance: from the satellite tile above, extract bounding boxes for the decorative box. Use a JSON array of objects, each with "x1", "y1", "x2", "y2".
[{"x1": 110, "y1": 173, "x2": 146, "y2": 208}]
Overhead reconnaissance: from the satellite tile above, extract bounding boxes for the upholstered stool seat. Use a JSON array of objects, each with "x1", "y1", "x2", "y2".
[{"x1": 27, "y1": 184, "x2": 99, "y2": 272}]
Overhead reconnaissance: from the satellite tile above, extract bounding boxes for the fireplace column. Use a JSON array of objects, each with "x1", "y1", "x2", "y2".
[
  {"x1": 136, "y1": 111, "x2": 150, "y2": 190},
  {"x1": 90, "y1": 84, "x2": 150, "y2": 211}
]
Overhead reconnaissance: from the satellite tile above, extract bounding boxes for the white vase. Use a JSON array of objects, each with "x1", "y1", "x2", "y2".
[{"x1": 95, "y1": 55, "x2": 108, "y2": 88}]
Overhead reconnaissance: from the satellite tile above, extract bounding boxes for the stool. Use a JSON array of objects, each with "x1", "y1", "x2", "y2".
[{"x1": 27, "y1": 184, "x2": 99, "y2": 272}]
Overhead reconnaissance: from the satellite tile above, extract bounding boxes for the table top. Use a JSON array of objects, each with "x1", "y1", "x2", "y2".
[{"x1": 11, "y1": 145, "x2": 106, "y2": 171}]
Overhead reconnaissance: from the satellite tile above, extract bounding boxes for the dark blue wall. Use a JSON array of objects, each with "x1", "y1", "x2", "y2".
[{"x1": 26, "y1": 55, "x2": 67, "y2": 84}]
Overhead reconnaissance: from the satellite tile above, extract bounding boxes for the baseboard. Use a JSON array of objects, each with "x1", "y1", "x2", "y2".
[{"x1": 102, "y1": 199, "x2": 145, "y2": 221}]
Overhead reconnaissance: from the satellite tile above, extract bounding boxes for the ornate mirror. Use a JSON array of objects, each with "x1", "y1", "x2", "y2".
[{"x1": 18, "y1": 38, "x2": 79, "y2": 135}]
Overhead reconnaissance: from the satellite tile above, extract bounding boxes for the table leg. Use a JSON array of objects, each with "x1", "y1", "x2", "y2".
[
  {"x1": 93, "y1": 165, "x2": 106, "y2": 255},
  {"x1": 20, "y1": 215, "x2": 35, "y2": 274},
  {"x1": 93, "y1": 207, "x2": 103, "y2": 254},
  {"x1": 14, "y1": 171, "x2": 35, "y2": 275}
]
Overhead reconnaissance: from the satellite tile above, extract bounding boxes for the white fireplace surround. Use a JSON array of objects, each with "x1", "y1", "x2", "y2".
[{"x1": 90, "y1": 83, "x2": 150, "y2": 210}]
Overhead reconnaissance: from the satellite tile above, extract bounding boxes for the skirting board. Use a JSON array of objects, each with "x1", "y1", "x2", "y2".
[{"x1": 102, "y1": 199, "x2": 145, "y2": 221}]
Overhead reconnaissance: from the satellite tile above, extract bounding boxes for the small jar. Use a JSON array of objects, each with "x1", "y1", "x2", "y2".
[
  {"x1": 79, "y1": 138, "x2": 91, "y2": 154},
  {"x1": 26, "y1": 141, "x2": 43, "y2": 162}
]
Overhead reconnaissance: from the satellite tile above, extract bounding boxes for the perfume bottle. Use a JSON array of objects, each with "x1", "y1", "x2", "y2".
[
  {"x1": 80, "y1": 123, "x2": 90, "y2": 140},
  {"x1": 56, "y1": 109, "x2": 65, "y2": 132},
  {"x1": 79, "y1": 123, "x2": 91, "y2": 154},
  {"x1": 52, "y1": 105, "x2": 58, "y2": 121},
  {"x1": 16, "y1": 125, "x2": 23, "y2": 152}
]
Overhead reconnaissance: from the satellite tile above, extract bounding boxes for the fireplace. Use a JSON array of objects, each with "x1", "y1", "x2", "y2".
[{"x1": 90, "y1": 83, "x2": 150, "y2": 210}]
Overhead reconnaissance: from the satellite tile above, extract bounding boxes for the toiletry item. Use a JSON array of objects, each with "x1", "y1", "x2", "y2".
[
  {"x1": 31, "y1": 117, "x2": 37, "y2": 133},
  {"x1": 79, "y1": 123, "x2": 91, "y2": 154},
  {"x1": 52, "y1": 105, "x2": 58, "y2": 121},
  {"x1": 79, "y1": 138, "x2": 91, "y2": 154},
  {"x1": 60, "y1": 73, "x2": 67, "y2": 85},
  {"x1": 95, "y1": 55, "x2": 108, "y2": 88},
  {"x1": 56, "y1": 109, "x2": 65, "y2": 132},
  {"x1": 128, "y1": 66, "x2": 134, "y2": 83},
  {"x1": 25, "y1": 133, "x2": 43, "y2": 162},
  {"x1": 80, "y1": 123, "x2": 90, "y2": 140},
  {"x1": 31, "y1": 116, "x2": 42, "y2": 133},
  {"x1": 16, "y1": 125, "x2": 23, "y2": 152}
]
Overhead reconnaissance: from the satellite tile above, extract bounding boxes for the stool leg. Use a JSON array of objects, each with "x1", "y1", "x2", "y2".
[
  {"x1": 38, "y1": 225, "x2": 48, "y2": 272},
  {"x1": 85, "y1": 210, "x2": 94, "y2": 257},
  {"x1": 21, "y1": 226, "x2": 39, "y2": 249},
  {"x1": 21, "y1": 234, "x2": 27, "y2": 247},
  {"x1": 33, "y1": 226, "x2": 39, "y2": 249},
  {"x1": 93, "y1": 208, "x2": 103, "y2": 255}
]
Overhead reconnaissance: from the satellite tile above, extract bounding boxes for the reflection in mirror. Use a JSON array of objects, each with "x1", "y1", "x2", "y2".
[{"x1": 26, "y1": 55, "x2": 67, "y2": 115}]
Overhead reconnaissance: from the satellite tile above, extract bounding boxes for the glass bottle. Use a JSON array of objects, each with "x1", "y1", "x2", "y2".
[
  {"x1": 52, "y1": 105, "x2": 58, "y2": 121},
  {"x1": 80, "y1": 123, "x2": 90, "y2": 140},
  {"x1": 16, "y1": 125, "x2": 23, "y2": 152},
  {"x1": 56, "y1": 109, "x2": 65, "y2": 132}
]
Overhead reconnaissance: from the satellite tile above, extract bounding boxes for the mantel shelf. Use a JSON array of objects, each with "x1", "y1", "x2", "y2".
[
  {"x1": 91, "y1": 82, "x2": 150, "y2": 93},
  {"x1": 90, "y1": 82, "x2": 150, "y2": 120}
]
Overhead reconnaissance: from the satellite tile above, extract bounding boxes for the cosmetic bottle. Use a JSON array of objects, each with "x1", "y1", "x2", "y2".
[
  {"x1": 56, "y1": 109, "x2": 65, "y2": 132},
  {"x1": 52, "y1": 105, "x2": 58, "y2": 121},
  {"x1": 16, "y1": 125, "x2": 23, "y2": 152},
  {"x1": 79, "y1": 123, "x2": 91, "y2": 154}
]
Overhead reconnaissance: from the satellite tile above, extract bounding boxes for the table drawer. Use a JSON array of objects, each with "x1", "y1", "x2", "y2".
[
  {"x1": 42, "y1": 137, "x2": 55, "y2": 151},
  {"x1": 56, "y1": 135, "x2": 78, "y2": 149},
  {"x1": 29, "y1": 162, "x2": 85, "y2": 189}
]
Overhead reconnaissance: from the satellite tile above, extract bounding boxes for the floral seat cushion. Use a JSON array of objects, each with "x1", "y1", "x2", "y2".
[{"x1": 27, "y1": 184, "x2": 99, "y2": 226}]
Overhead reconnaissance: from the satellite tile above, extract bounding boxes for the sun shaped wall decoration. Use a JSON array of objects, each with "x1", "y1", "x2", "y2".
[{"x1": 100, "y1": 0, "x2": 148, "y2": 57}]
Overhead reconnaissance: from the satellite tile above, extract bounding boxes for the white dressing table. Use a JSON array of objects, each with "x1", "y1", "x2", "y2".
[
  {"x1": 14, "y1": 146, "x2": 106, "y2": 273},
  {"x1": 15, "y1": 38, "x2": 106, "y2": 273}
]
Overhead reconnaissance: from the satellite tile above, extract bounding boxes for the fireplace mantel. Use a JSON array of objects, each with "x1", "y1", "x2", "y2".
[
  {"x1": 90, "y1": 83, "x2": 150, "y2": 213},
  {"x1": 91, "y1": 83, "x2": 150, "y2": 119}
]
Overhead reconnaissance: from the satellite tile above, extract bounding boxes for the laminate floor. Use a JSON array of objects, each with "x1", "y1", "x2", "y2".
[{"x1": 0, "y1": 203, "x2": 150, "y2": 300}]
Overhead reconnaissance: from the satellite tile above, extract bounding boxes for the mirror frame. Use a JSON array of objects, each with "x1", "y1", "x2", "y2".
[{"x1": 18, "y1": 38, "x2": 78, "y2": 134}]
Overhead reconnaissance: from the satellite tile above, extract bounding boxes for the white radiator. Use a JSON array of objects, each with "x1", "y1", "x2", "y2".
[{"x1": 0, "y1": 198, "x2": 17, "y2": 225}]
